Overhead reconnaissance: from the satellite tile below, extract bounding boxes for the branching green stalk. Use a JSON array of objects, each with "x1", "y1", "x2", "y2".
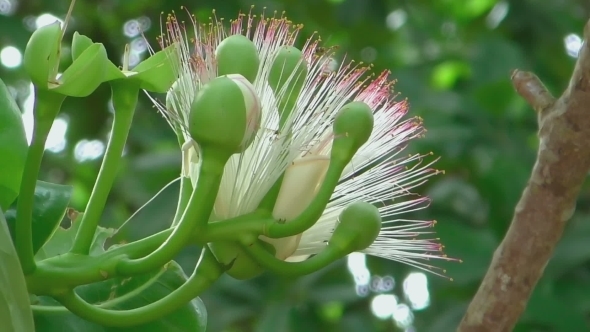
[
  {"x1": 241, "y1": 240, "x2": 344, "y2": 277},
  {"x1": 71, "y1": 81, "x2": 139, "y2": 255},
  {"x1": 55, "y1": 248, "x2": 224, "y2": 327},
  {"x1": 116, "y1": 146, "x2": 228, "y2": 276},
  {"x1": 16, "y1": 88, "x2": 65, "y2": 275},
  {"x1": 265, "y1": 158, "x2": 347, "y2": 238},
  {"x1": 31, "y1": 267, "x2": 165, "y2": 313},
  {"x1": 96, "y1": 268, "x2": 166, "y2": 309},
  {"x1": 25, "y1": 211, "x2": 267, "y2": 295}
]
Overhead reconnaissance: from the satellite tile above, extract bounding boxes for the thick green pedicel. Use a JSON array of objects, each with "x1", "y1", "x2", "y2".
[
  {"x1": 189, "y1": 75, "x2": 261, "y2": 154},
  {"x1": 216, "y1": 35, "x2": 260, "y2": 83},
  {"x1": 23, "y1": 22, "x2": 61, "y2": 88},
  {"x1": 329, "y1": 202, "x2": 382, "y2": 252},
  {"x1": 332, "y1": 101, "x2": 374, "y2": 161},
  {"x1": 268, "y1": 46, "x2": 308, "y2": 128}
]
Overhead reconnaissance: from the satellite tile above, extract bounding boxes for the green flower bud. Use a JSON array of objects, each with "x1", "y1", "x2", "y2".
[
  {"x1": 216, "y1": 35, "x2": 260, "y2": 83},
  {"x1": 24, "y1": 22, "x2": 61, "y2": 88},
  {"x1": 268, "y1": 46, "x2": 308, "y2": 127},
  {"x1": 208, "y1": 242, "x2": 266, "y2": 280},
  {"x1": 332, "y1": 101, "x2": 374, "y2": 161},
  {"x1": 329, "y1": 202, "x2": 382, "y2": 253},
  {"x1": 189, "y1": 74, "x2": 261, "y2": 154}
]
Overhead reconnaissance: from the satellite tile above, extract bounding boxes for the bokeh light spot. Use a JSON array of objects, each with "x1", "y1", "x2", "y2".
[
  {"x1": 36, "y1": 13, "x2": 62, "y2": 29},
  {"x1": 564, "y1": 33, "x2": 582, "y2": 58},
  {"x1": 0, "y1": 46, "x2": 22, "y2": 68},
  {"x1": 370, "y1": 294, "x2": 398, "y2": 319},
  {"x1": 403, "y1": 272, "x2": 430, "y2": 310},
  {"x1": 74, "y1": 139, "x2": 105, "y2": 162}
]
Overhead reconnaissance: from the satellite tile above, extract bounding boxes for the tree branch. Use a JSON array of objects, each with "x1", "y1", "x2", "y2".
[{"x1": 457, "y1": 19, "x2": 590, "y2": 332}]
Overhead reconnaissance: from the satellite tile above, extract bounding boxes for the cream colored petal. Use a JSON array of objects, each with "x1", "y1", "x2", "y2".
[
  {"x1": 259, "y1": 154, "x2": 330, "y2": 260},
  {"x1": 272, "y1": 155, "x2": 330, "y2": 221}
]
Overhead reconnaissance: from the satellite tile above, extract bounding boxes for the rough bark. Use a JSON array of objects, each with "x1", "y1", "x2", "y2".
[{"x1": 457, "y1": 19, "x2": 590, "y2": 332}]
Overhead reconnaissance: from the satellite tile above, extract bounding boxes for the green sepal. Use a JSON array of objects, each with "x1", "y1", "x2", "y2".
[
  {"x1": 132, "y1": 45, "x2": 179, "y2": 93},
  {"x1": 23, "y1": 22, "x2": 61, "y2": 88},
  {"x1": 71, "y1": 32, "x2": 93, "y2": 61},
  {"x1": 51, "y1": 43, "x2": 110, "y2": 97}
]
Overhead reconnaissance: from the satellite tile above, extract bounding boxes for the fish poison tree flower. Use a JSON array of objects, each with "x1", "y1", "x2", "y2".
[{"x1": 152, "y1": 9, "x2": 453, "y2": 279}]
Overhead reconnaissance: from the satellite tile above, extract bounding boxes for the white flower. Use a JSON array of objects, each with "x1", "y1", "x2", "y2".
[{"x1": 151, "y1": 9, "x2": 452, "y2": 274}]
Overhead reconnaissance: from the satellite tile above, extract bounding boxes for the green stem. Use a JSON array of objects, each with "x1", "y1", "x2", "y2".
[
  {"x1": 265, "y1": 158, "x2": 347, "y2": 238},
  {"x1": 116, "y1": 146, "x2": 228, "y2": 276},
  {"x1": 55, "y1": 248, "x2": 223, "y2": 327},
  {"x1": 31, "y1": 267, "x2": 164, "y2": 312},
  {"x1": 171, "y1": 176, "x2": 192, "y2": 227},
  {"x1": 241, "y1": 240, "x2": 344, "y2": 277},
  {"x1": 16, "y1": 88, "x2": 65, "y2": 274},
  {"x1": 71, "y1": 81, "x2": 139, "y2": 255}
]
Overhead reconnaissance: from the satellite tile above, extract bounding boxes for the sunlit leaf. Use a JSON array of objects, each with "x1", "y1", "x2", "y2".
[
  {"x1": 0, "y1": 79, "x2": 27, "y2": 211},
  {"x1": 0, "y1": 209, "x2": 35, "y2": 332}
]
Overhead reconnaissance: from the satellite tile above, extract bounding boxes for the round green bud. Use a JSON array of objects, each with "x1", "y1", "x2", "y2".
[
  {"x1": 189, "y1": 74, "x2": 261, "y2": 154},
  {"x1": 24, "y1": 22, "x2": 62, "y2": 88},
  {"x1": 208, "y1": 242, "x2": 266, "y2": 280},
  {"x1": 329, "y1": 201, "x2": 382, "y2": 253},
  {"x1": 268, "y1": 46, "x2": 308, "y2": 127},
  {"x1": 332, "y1": 101, "x2": 374, "y2": 160},
  {"x1": 216, "y1": 35, "x2": 260, "y2": 83}
]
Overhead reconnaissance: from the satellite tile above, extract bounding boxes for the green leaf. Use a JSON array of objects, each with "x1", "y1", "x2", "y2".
[
  {"x1": 34, "y1": 210, "x2": 111, "y2": 259},
  {"x1": 520, "y1": 280, "x2": 589, "y2": 331},
  {"x1": 5, "y1": 180, "x2": 72, "y2": 255},
  {"x1": 0, "y1": 209, "x2": 36, "y2": 332},
  {"x1": 33, "y1": 215, "x2": 207, "y2": 331},
  {"x1": 0, "y1": 78, "x2": 28, "y2": 211},
  {"x1": 544, "y1": 216, "x2": 590, "y2": 278}
]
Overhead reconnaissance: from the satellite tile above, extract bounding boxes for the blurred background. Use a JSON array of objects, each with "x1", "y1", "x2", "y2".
[{"x1": 2, "y1": 0, "x2": 590, "y2": 331}]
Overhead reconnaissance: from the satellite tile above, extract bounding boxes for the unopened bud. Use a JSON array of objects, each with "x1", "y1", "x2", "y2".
[
  {"x1": 189, "y1": 74, "x2": 261, "y2": 154},
  {"x1": 268, "y1": 46, "x2": 308, "y2": 127},
  {"x1": 329, "y1": 201, "x2": 382, "y2": 253},
  {"x1": 216, "y1": 34, "x2": 260, "y2": 83},
  {"x1": 331, "y1": 101, "x2": 374, "y2": 161}
]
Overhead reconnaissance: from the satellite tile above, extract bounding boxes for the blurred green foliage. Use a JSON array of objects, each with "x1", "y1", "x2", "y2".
[{"x1": 2, "y1": 0, "x2": 590, "y2": 331}]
